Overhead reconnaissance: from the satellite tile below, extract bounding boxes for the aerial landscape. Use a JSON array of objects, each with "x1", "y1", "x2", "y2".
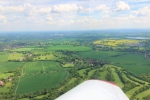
[{"x1": 0, "y1": 0, "x2": 150, "y2": 100}]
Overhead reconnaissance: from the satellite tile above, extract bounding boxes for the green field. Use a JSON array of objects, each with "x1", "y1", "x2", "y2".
[
  {"x1": 12, "y1": 48, "x2": 35, "y2": 51},
  {"x1": 0, "y1": 73, "x2": 14, "y2": 78},
  {"x1": 0, "y1": 62, "x2": 23, "y2": 73},
  {"x1": 77, "y1": 65, "x2": 150, "y2": 99},
  {"x1": 42, "y1": 61, "x2": 63, "y2": 71},
  {"x1": 0, "y1": 53, "x2": 9, "y2": 62},
  {"x1": 24, "y1": 62, "x2": 43, "y2": 74},
  {"x1": 0, "y1": 82, "x2": 12, "y2": 92},
  {"x1": 46, "y1": 45, "x2": 91, "y2": 51},
  {"x1": 8, "y1": 53, "x2": 23, "y2": 61},
  {"x1": 79, "y1": 51, "x2": 150, "y2": 74},
  {"x1": 62, "y1": 63, "x2": 74, "y2": 67},
  {"x1": 16, "y1": 72, "x2": 68, "y2": 94}
]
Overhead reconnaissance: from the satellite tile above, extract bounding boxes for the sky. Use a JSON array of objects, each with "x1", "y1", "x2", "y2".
[{"x1": 0, "y1": 0, "x2": 150, "y2": 31}]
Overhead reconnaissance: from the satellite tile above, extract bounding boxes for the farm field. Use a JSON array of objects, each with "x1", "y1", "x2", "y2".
[
  {"x1": 24, "y1": 61, "x2": 64, "y2": 74},
  {"x1": 46, "y1": 45, "x2": 91, "y2": 51},
  {"x1": 0, "y1": 73, "x2": 14, "y2": 78},
  {"x1": 79, "y1": 51, "x2": 150, "y2": 74},
  {"x1": 0, "y1": 31, "x2": 150, "y2": 100},
  {"x1": 0, "y1": 62, "x2": 23, "y2": 73},
  {"x1": 8, "y1": 53, "x2": 23, "y2": 61},
  {"x1": 93, "y1": 39, "x2": 142, "y2": 46},
  {"x1": 0, "y1": 53, "x2": 9, "y2": 62},
  {"x1": 14, "y1": 61, "x2": 68, "y2": 94},
  {"x1": 16, "y1": 72, "x2": 68, "y2": 94},
  {"x1": 62, "y1": 63, "x2": 74, "y2": 67},
  {"x1": 12, "y1": 48, "x2": 35, "y2": 51}
]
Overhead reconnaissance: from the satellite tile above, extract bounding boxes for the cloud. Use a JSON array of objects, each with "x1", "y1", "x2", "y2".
[
  {"x1": 52, "y1": 4, "x2": 79, "y2": 13},
  {"x1": 133, "y1": 5, "x2": 150, "y2": 16},
  {"x1": 0, "y1": 5, "x2": 24, "y2": 14},
  {"x1": 95, "y1": 5, "x2": 109, "y2": 11},
  {"x1": 38, "y1": 7, "x2": 52, "y2": 14},
  {"x1": 78, "y1": 6, "x2": 92, "y2": 13},
  {"x1": 115, "y1": 1, "x2": 130, "y2": 11},
  {"x1": 0, "y1": 15, "x2": 7, "y2": 23}
]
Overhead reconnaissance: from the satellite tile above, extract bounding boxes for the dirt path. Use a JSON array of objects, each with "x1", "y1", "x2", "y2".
[{"x1": 15, "y1": 63, "x2": 26, "y2": 94}]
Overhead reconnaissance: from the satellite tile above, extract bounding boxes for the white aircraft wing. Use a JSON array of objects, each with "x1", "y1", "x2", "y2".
[{"x1": 56, "y1": 80, "x2": 129, "y2": 100}]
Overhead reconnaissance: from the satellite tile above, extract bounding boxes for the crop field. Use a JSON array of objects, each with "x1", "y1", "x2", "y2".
[
  {"x1": 79, "y1": 51, "x2": 150, "y2": 74},
  {"x1": 1, "y1": 28, "x2": 150, "y2": 100},
  {"x1": 46, "y1": 45, "x2": 91, "y2": 51},
  {"x1": 12, "y1": 48, "x2": 35, "y2": 51},
  {"x1": 93, "y1": 39, "x2": 141, "y2": 46},
  {"x1": 116, "y1": 64, "x2": 150, "y2": 74},
  {"x1": 42, "y1": 61, "x2": 63, "y2": 71},
  {"x1": 0, "y1": 62, "x2": 23, "y2": 73},
  {"x1": 16, "y1": 72, "x2": 68, "y2": 94},
  {"x1": 24, "y1": 62, "x2": 43, "y2": 74},
  {"x1": 14, "y1": 61, "x2": 68, "y2": 94},
  {"x1": 24, "y1": 61, "x2": 63, "y2": 75}
]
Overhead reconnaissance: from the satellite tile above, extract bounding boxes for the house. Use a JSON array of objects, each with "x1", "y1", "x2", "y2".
[{"x1": 0, "y1": 81, "x2": 4, "y2": 86}]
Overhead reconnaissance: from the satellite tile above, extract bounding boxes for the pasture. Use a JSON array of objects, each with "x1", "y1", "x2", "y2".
[{"x1": 79, "y1": 51, "x2": 150, "y2": 74}]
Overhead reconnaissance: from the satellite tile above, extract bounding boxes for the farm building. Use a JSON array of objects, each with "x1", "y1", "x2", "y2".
[
  {"x1": 0, "y1": 81, "x2": 4, "y2": 86},
  {"x1": 8, "y1": 78, "x2": 12, "y2": 82},
  {"x1": 56, "y1": 80, "x2": 129, "y2": 100}
]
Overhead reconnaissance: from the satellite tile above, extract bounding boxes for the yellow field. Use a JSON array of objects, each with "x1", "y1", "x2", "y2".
[
  {"x1": 93, "y1": 39, "x2": 141, "y2": 46},
  {"x1": 8, "y1": 53, "x2": 24, "y2": 61}
]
